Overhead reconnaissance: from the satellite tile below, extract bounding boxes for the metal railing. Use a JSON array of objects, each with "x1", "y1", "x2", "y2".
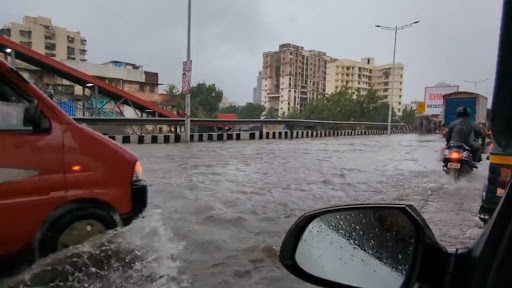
[{"x1": 73, "y1": 117, "x2": 409, "y2": 129}]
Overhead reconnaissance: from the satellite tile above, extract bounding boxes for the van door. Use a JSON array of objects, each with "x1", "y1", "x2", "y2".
[{"x1": 0, "y1": 75, "x2": 66, "y2": 256}]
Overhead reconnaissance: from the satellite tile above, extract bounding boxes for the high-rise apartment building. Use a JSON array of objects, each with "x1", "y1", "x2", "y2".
[
  {"x1": 252, "y1": 70, "x2": 262, "y2": 104},
  {"x1": 326, "y1": 57, "x2": 404, "y2": 115},
  {"x1": 261, "y1": 43, "x2": 334, "y2": 116},
  {"x1": 0, "y1": 16, "x2": 87, "y2": 61}
]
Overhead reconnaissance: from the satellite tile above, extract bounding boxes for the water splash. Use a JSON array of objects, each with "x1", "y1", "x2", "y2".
[{"x1": 3, "y1": 209, "x2": 189, "y2": 288}]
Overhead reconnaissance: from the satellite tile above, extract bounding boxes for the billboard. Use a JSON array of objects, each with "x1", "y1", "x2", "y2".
[
  {"x1": 182, "y1": 60, "x2": 192, "y2": 94},
  {"x1": 424, "y1": 86, "x2": 459, "y2": 115}
]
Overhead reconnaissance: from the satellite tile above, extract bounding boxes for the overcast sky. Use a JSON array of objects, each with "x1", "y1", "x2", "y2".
[{"x1": 1, "y1": 0, "x2": 503, "y2": 104}]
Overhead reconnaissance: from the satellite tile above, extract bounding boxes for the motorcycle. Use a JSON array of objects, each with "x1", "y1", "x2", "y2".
[{"x1": 441, "y1": 142, "x2": 478, "y2": 180}]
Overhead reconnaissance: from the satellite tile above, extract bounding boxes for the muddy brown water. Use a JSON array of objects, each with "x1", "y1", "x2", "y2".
[{"x1": 2, "y1": 134, "x2": 487, "y2": 287}]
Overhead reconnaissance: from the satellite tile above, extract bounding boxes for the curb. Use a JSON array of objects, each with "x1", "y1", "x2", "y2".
[{"x1": 106, "y1": 129, "x2": 408, "y2": 144}]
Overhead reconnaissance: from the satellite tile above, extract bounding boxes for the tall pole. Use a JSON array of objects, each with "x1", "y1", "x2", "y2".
[
  {"x1": 464, "y1": 79, "x2": 488, "y2": 92},
  {"x1": 388, "y1": 26, "x2": 398, "y2": 135},
  {"x1": 375, "y1": 21, "x2": 419, "y2": 135},
  {"x1": 185, "y1": 0, "x2": 192, "y2": 142}
]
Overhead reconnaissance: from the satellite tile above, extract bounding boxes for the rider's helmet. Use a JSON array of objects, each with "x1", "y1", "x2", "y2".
[{"x1": 456, "y1": 106, "x2": 470, "y2": 118}]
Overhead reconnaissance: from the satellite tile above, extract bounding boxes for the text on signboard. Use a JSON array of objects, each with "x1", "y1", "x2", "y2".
[{"x1": 428, "y1": 93, "x2": 444, "y2": 101}]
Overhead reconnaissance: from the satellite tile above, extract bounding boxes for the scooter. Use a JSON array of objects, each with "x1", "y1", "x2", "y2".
[{"x1": 441, "y1": 142, "x2": 478, "y2": 180}]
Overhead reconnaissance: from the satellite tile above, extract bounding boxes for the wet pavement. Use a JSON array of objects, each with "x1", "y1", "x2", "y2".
[{"x1": 2, "y1": 134, "x2": 488, "y2": 288}]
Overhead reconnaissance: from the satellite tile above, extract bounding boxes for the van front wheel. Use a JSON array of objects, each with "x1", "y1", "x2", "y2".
[{"x1": 36, "y1": 205, "x2": 119, "y2": 259}]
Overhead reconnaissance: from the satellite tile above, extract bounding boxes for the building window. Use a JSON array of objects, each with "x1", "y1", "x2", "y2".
[
  {"x1": 19, "y1": 30, "x2": 32, "y2": 38},
  {"x1": 45, "y1": 42, "x2": 56, "y2": 51},
  {"x1": 20, "y1": 41, "x2": 32, "y2": 48},
  {"x1": 139, "y1": 83, "x2": 145, "y2": 92},
  {"x1": 0, "y1": 28, "x2": 11, "y2": 37},
  {"x1": 149, "y1": 85, "x2": 156, "y2": 93}
]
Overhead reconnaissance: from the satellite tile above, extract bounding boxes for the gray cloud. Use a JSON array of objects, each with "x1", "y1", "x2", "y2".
[{"x1": 0, "y1": 0, "x2": 503, "y2": 104}]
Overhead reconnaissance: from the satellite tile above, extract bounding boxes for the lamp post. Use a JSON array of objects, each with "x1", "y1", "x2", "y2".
[
  {"x1": 375, "y1": 21, "x2": 419, "y2": 135},
  {"x1": 464, "y1": 79, "x2": 488, "y2": 92},
  {"x1": 184, "y1": 0, "x2": 192, "y2": 142}
]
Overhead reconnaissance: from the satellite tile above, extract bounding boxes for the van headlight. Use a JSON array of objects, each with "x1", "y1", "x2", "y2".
[{"x1": 133, "y1": 161, "x2": 143, "y2": 180}]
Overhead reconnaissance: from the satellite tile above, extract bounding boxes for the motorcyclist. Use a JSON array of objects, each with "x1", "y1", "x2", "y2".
[{"x1": 445, "y1": 106, "x2": 483, "y2": 162}]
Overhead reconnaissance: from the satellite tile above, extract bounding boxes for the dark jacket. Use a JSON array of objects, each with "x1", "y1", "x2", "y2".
[{"x1": 445, "y1": 117, "x2": 483, "y2": 146}]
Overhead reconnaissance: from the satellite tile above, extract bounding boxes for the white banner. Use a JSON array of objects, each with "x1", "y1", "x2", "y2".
[{"x1": 423, "y1": 86, "x2": 459, "y2": 115}]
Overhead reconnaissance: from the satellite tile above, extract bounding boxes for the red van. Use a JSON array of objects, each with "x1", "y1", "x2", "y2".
[{"x1": 0, "y1": 58, "x2": 148, "y2": 261}]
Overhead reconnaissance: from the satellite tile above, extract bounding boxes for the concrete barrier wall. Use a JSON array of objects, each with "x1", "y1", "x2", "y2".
[{"x1": 106, "y1": 129, "x2": 408, "y2": 144}]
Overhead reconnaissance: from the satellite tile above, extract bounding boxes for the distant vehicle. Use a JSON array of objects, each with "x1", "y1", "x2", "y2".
[
  {"x1": 440, "y1": 92, "x2": 488, "y2": 141},
  {"x1": 0, "y1": 58, "x2": 148, "y2": 263},
  {"x1": 442, "y1": 92, "x2": 488, "y2": 126}
]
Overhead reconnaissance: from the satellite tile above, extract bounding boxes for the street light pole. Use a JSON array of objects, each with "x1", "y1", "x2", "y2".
[
  {"x1": 185, "y1": 0, "x2": 192, "y2": 142},
  {"x1": 464, "y1": 79, "x2": 488, "y2": 92},
  {"x1": 375, "y1": 21, "x2": 419, "y2": 135}
]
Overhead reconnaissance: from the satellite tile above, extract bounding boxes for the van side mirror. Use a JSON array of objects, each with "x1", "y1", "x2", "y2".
[
  {"x1": 279, "y1": 204, "x2": 448, "y2": 288},
  {"x1": 23, "y1": 101, "x2": 50, "y2": 132}
]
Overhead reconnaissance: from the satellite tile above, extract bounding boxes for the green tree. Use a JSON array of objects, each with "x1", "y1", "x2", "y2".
[
  {"x1": 164, "y1": 83, "x2": 179, "y2": 96},
  {"x1": 238, "y1": 103, "x2": 265, "y2": 119},
  {"x1": 400, "y1": 107, "x2": 417, "y2": 125},
  {"x1": 263, "y1": 107, "x2": 279, "y2": 119},
  {"x1": 285, "y1": 107, "x2": 303, "y2": 119},
  {"x1": 177, "y1": 82, "x2": 224, "y2": 118},
  {"x1": 219, "y1": 105, "x2": 239, "y2": 114},
  {"x1": 285, "y1": 87, "x2": 399, "y2": 122}
]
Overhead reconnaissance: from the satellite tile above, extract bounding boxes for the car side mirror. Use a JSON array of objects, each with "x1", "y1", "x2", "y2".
[
  {"x1": 279, "y1": 204, "x2": 447, "y2": 288},
  {"x1": 23, "y1": 101, "x2": 50, "y2": 132}
]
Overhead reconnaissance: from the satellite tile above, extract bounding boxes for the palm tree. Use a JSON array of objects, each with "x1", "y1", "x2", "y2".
[{"x1": 164, "y1": 84, "x2": 180, "y2": 96}]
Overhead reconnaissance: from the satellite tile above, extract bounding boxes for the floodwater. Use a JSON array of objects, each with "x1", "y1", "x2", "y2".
[{"x1": 2, "y1": 134, "x2": 488, "y2": 288}]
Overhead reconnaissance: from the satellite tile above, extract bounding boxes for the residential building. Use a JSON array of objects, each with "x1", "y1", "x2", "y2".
[
  {"x1": 261, "y1": 43, "x2": 334, "y2": 116},
  {"x1": 252, "y1": 71, "x2": 262, "y2": 104},
  {"x1": 326, "y1": 57, "x2": 405, "y2": 115},
  {"x1": 0, "y1": 16, "x2": 87, "y2": 61},
  {"x1": 16, "y1": 60, "x2": 167, "y2": 117}
]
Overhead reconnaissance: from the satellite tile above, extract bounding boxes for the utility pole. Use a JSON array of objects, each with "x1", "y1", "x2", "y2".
[
  {"x1": 464, "y1": 79, "x2": 488, "y2": 92},
  {"x1": 184, "y1": 0, "x2": 192, "y2": 142},
  {"x1": 375, "y1": 21, "x2": 419, "y2": 135}
]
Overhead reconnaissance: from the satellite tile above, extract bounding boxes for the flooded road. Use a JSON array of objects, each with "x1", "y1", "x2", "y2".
[{"x1": 3, "y1": 134, "x2": 488, "y2": 288}]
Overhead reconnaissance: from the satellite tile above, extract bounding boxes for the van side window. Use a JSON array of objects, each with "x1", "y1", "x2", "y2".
[{"x1": 0, "y1": 80, "x2": 30, "y2": 131}]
